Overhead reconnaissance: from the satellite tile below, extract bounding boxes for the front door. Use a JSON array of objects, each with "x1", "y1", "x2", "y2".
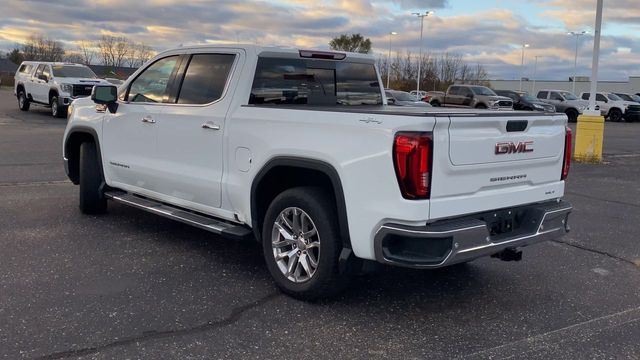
[
  {"x1": 102, "y1": 55, "x2": 180, "y2": 195},
  {"x1": 153, "y1": 51, "x2": 239, "y2": 211}
]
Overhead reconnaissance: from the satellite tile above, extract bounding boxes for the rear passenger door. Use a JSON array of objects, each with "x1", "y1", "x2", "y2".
[{"x1": 153, "y1": 50, "x2": 240, "y2": 212}]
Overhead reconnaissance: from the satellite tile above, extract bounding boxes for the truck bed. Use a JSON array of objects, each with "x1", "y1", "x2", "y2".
[{"x1": 243, "y1": 104, "x2": 557, "y2": 118}]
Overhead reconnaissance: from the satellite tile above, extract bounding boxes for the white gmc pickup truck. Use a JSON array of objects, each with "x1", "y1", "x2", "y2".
[{"x1": 63, "y1": 45, "x2": 573, "y2": 299}]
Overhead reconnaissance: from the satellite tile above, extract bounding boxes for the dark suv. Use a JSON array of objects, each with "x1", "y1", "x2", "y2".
[{"x1": 494, "y1": 90, "x2": 555, "y2": 113}]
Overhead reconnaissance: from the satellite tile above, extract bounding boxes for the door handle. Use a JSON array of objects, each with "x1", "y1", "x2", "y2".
[
  {"x1": 142, "y1": 116, "x2": 155, "y2": 124},
  {"x1": 201, "y1": 122, "x2": 220, "y2": 130}
]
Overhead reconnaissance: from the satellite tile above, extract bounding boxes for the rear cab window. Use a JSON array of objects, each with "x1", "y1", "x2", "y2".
[
  {"x1": 249, "y1": 56, "x2": 382, "y2": 106},
  {"x1": 176, "y1": 53, "x2": 236, "y2": 104}
]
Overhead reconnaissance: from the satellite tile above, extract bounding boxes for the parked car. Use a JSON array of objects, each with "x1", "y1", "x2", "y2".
[
  {"x1": 536, "y1": 90, "x2": 589, "y2": 123},
  {"x1": 423, "y1": 91, "x2": 444, "y2": 103},
  {"x1": 613, "y1": 93, "x2": 640, "y2": 104},
  {"x1": 429, "y1": 85, "x2": 513, "y2": 110},
  {"x1": 14, "y1": 61, "x2": 110, "y2": 117},
  {"x1": 385, "y1": 90, "x2": 432, "y2": 107},
  {"x1": 579, "y1": 91, "x2": 640, "y2": 122},
  {"x1": 63, "y1": 45, "x2": 572, "y2": 300},
  {"x1": 409, "y1": 90, "x2": 428, "y2": 100},
  {"x1": 494, "y1": 90, "x2": 555, "y2": 113}
]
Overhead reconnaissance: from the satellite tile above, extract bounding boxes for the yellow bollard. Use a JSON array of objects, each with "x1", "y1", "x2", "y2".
[{"x1": 573, "y1": 113, "x2": 605, "y2": 163}]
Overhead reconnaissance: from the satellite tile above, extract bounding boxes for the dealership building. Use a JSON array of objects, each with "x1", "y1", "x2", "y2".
[{"x1": 489, "y1": 76, "x2": 640, "y2": 95}]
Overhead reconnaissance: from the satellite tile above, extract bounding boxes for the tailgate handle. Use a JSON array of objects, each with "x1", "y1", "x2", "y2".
[{"x1": 506, "y1": 120, "x2": 528, "y2": 132}]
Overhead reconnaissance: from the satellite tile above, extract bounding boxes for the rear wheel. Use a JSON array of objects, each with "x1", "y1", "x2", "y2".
[
  {"x1": 262, "y1": 187, "x2": 348, "y2": 300},
  {"x1": 475, "y1": 103, "x2": 487, "y2": 109},
  {"x1": 17, "y1": 90, "x2": 30, "y2": 111},
  {"x1": 608, "y1": 108, "x2": 622, "y2": 122},
  {"x1": 430, "y1": 100, "x2": 441, "y2": 107},
  {"x1": 79, "y1": 142, "x2": 107, "y2": 214},
  {"x1": 565, "y1": 109, "x2": 579, "y2": 123}
]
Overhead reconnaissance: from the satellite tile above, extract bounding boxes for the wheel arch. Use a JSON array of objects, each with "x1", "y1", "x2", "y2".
[
  {"x1": 48, "y1": 88, "x2": 59, "y2": 104},
  {"x1": 250, "y1": 157, "x2": 351, "y2": 249},
  {"x1": 64, "y1": 127, "x2": 104, "y2": 185}
]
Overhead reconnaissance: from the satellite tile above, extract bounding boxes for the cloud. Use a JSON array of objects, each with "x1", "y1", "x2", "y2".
[{"x1": 0, "y1": 0, "x2": 638, "y2": 80}]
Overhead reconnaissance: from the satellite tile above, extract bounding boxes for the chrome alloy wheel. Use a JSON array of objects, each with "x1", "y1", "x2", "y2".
[
  {"x1": 51, "y1": 99, "x2": 58, "y2": 117},
  {"x1": 271, "y1": 207, "x2": 320, "y2": 283},
  {"x1": 18, "y1": 93, "x2": 25, "y2": 108}
]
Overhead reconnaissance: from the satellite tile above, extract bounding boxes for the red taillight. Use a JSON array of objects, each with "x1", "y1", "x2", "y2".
[
  {"x1": 393, "y1": 132, "x2": 432, "y2": 199},
  {"x1": 561, "y1": 126, "x2": 572, "y2": 180}
]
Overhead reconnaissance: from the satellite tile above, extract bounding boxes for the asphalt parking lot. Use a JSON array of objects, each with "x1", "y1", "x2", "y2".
[{"x1": 0, "y1": 86, "x2": 639, "y2": 359}]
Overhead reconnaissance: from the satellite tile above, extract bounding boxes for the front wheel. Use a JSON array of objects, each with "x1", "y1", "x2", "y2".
[
  {"x1": 51, "y1": 96, "x2": 67, "y2": 118},
  {"x1": 18, "y1": 90, "x2": 30, "y2": 111},
  {"x1": 262, "y1": 187, "x2": 348, "y2": 300},
  {"x1": 608, "y1": 108, "x2": 622, "y2": 122},
  {"x1": 565, "y1": 109, "x2": 579, "y2": 123},
  {"x1": 79, "y1": 142, "x2": 107, "y2": 214},
  {"x1": 475, "y1": 103, "x2": 487, "y2": 109}
]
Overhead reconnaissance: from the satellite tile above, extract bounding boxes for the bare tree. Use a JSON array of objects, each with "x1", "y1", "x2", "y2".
[
  {"x1": 78, "y1": 40, "x2": 95, "y2": 65},
  {"x1": 126, "y1": 42, "x2": 152, "y2": 68},
  {"x1": 113, "y1": 37, "x2": 129, "y2": 68},
  {"x1": 97, "y1": 35, "x2": 116, "y2": 66},
  {"x1": 21, "y1": 35, "x2": 65, "y2": 61}
]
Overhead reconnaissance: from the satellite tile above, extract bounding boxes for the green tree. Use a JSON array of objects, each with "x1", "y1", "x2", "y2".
[
  {"x1": 329, "y1": 34, "x2": 372, "y2": 53},
  {"x1": 7, "y1": 48, "x2": 24, "y2": 64}
]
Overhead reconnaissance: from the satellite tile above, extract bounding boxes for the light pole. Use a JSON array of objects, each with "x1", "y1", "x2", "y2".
[
  {"x1": 568, "y1": 30, "x2": 588, "y2": 94},
  {"x1": 386, "y1": 31, "x2": 397, "y2": 89},
  {"x1": 412, "y1": 11, "x2": 434, "y2": 95},
  {"x1": 532, "y1": 56, "x2": 541, "y2": 94},
  {"x1": 519, "y1": 43, "x2": 530, "y2": 91}
]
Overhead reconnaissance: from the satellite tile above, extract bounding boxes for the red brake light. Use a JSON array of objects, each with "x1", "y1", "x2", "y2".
[
  {"x1": 561, "y1": 126, "x2": 572, "y2": 180},
  {"x1": 393, "y1": 132, "x2": 432, "y2": 199}
]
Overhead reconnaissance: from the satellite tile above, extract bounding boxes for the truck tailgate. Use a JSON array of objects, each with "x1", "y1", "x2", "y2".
[{"x1": 429, "y1": 113, "x2": 569, "y2": 221}]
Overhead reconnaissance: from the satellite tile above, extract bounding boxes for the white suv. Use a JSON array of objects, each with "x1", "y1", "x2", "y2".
[{"x1": 14, "y1": 62, "x2": 110, "y2": 117}]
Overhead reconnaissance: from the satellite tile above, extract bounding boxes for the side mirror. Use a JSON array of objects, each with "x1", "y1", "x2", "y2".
[
  {"x1": 91, "y1": 85, "x2": 118, "y2": 113},
  {"x1": 38, "y1": 74, "x2": 48, "y2": 82}
]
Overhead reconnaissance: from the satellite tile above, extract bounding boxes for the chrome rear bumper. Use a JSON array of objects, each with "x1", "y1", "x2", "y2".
[{"x1": 374, "y1": 200, "x2": 572, "y2": 268}]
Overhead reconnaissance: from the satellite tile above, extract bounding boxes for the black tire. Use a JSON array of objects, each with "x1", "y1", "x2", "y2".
[
  {"x1": 262, "y1": 187, "x2": 348, "y2": 300},
  {"x1": 17, "y1": 90, "x2": 30, "y2": 111},
  {"x1": 608, "y1": 108, "x2": 622, "y2": 122},
  {"x1": 565, "y1": 109, "x2": 579, "y2": 123},
  {"x1": 50, "y1": 95, "x2": 67, "y2": 118},
  {"x1": 79, "y1": 142, "x2": 107, "y2": 214},
  {"x1": 430, "y1": 100, "x2": 441, "y2": 107},
  {"x1": 475, "y1": 103, "x2": 487, "y2": 109}
]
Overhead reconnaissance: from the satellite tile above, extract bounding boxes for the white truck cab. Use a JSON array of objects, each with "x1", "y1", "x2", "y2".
[
  {"x1": 63, "y1": 45, "x2": 573, "y2": 299},
  {"x1": 14, "y1": 62, "x2": 110, "y2": 117}
]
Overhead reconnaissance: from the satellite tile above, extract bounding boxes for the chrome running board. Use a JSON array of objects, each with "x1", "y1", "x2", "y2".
[{"x1": 104, "y1": 190, "x2": 253, "y2": 241}]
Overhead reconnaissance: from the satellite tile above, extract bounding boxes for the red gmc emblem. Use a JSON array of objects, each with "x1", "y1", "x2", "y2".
[{"x1": 495, "y1": 141, "x2": 534, "y2": 154}]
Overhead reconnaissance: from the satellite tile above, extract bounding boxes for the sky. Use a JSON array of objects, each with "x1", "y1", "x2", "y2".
[{"x1": 0, "y1": 0, "x2": 638, "y2": 80}]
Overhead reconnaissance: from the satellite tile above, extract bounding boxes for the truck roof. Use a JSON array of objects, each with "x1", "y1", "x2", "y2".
[{"x1": 155, "y1": 44, "x2": 376, "y2": 63}]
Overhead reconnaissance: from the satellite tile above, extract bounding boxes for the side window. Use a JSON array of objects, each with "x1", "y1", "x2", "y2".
[
  {"x1": 537, "y1": 91, "x2": 548, "y2": 99},
  {"x1": 176, "y1": 54, "x2": 236, "y2": 104},
  {"x1": 127, "y1": 56, "x2": 179, "y2": 103},
  {"x1": 448, "y1": 87, "x2": 459, "y2": 95},
  {"x1": 550, "y1": 92, "x2": 563, "y2": 101},
  {"x1": 460, "y1": 87, "x2": 472, "y2": 96},
  {"x1": 18, "y1": 64, "x2": 32, "y2": 74},
  {"x1": 34, "y1": 64, "x2": 45, "y2": 77},
  {"x1": 581, "y1": 93, "x2": 589, "y2": 100},
  {"x1": 42, "y1": 66, "x2": 51, "y2": 79},
  {"x1": 596, "y1": 94, "x2": 607, "y2": 102}
]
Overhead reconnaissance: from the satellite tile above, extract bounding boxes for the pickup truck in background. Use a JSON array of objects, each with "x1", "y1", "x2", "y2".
[
  {"x1": 429, "y1": 84, "x2": 513, "y2": 110},
  {"x1": 63, "y1": 45, "x2": 572, "y2": 300},
  {"x1": 579, "y1": 91, "x2": 640, "y2": 122},
  {"x1": 536, "y1": 90, "x2": 589, "y2": 123},
  {"x1": 14, "y1": 61, "x2": 110, "y2": 118}
]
